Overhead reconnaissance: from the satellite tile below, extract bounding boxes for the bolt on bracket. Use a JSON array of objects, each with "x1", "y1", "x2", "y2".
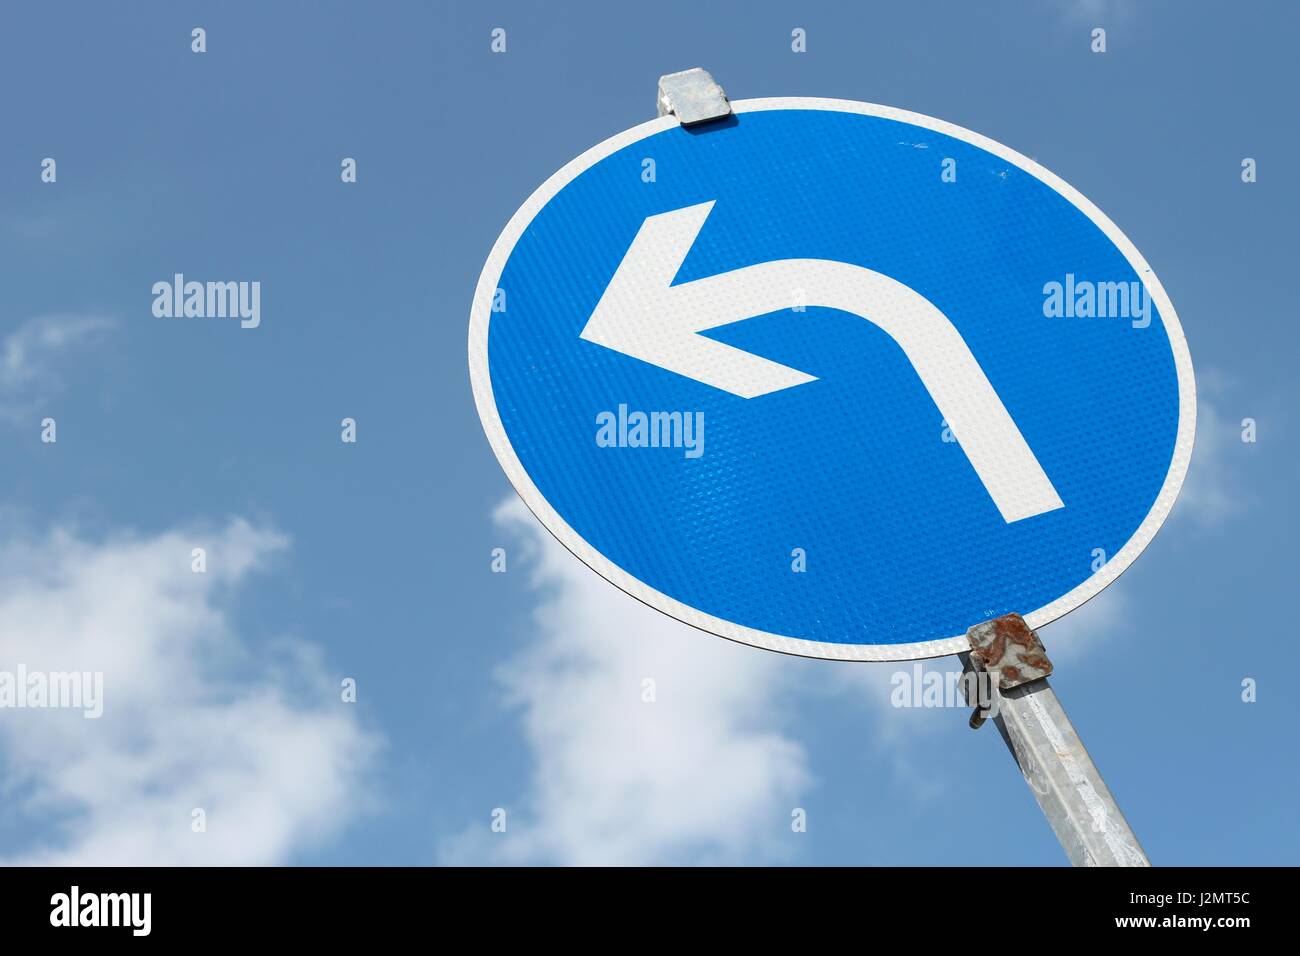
[{"x1": 657, "y1": 68, "x2": 732, "y2": 126}]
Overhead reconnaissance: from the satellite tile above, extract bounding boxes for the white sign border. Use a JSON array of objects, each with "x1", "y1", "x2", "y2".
[{"x1": 468, "y1": 97, "x2": 1197, "y2": 662}]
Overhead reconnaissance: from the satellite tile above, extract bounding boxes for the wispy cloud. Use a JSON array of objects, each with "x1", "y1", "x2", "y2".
[
  {"x1": 1055, "y1": 0, "x2": 1135, "y2": 26},
  {"x1": 441, "y1": 497, "x2": 812, "y2": 866},
  {"x1": 1035, "y1": 583, "x2": 1131, "y2": 664},
  {"x1": 0, "y1": 314, "x2": 113, "y2": 423},
  {"x1": 1174, "y1": 370, "x2": 1249, "y2": 529},
  {"x1": 0, "y1": 518, "x2": 379, "y2": 865}
]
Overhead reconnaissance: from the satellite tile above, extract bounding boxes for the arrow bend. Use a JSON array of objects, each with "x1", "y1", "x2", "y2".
[{"x1": 579, "y1": 201, "x2": 1064, "y2": 523}]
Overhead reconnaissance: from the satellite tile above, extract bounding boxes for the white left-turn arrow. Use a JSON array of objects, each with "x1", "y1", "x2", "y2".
[{"x1": 579, "y1": 201, "x2": 1064, "y2": 523}]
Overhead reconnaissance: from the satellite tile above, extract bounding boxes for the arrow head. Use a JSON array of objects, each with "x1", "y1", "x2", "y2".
[{"x1": 579, "y1": 202, "x2": 818, "y2": 399}]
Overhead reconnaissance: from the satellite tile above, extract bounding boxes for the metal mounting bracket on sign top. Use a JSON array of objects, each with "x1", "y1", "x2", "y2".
[{"x1": 656, "y1": 68, "x2": 732, "y2": 125}]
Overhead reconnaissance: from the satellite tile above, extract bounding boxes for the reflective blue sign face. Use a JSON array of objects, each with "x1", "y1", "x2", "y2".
[{"x1": 469, "y1": 98, "x2": 1195, "y2": 660}]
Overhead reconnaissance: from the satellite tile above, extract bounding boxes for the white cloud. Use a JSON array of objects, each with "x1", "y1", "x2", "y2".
[
  {"x1": 0, "y1": 519, "x2": 378, "y2": 865},
  {"x1": 0, "y1": 314, "x2": 113, "y2": 422},
  {"x1": 1034, "y1": 581, "x2": 1130, "y2": 665},
  {"x1": 441, "y1": 497, "x2": 812, "y2": 866},
  {"x1": 1174, "y1": 393, "x2": 1245, "y2": 529}
]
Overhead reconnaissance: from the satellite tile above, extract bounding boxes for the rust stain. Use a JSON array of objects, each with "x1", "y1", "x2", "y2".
[{"x1": 966, "y1": 613, "x2": 1053, "y2": 690}]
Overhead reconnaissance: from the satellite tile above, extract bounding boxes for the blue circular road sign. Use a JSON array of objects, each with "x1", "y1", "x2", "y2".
[{"x1": 469, "y1": 98, "x2": 1195, "y2": 660}]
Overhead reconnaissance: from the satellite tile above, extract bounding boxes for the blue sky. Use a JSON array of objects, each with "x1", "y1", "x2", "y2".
[{"x1": 0, "y1": 0, "x2": 1295, "y2": 865}]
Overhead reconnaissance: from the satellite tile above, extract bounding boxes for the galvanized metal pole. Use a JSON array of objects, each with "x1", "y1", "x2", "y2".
[{"x1": 961, "y1": 615, "x2": 1149, "y2": 867}]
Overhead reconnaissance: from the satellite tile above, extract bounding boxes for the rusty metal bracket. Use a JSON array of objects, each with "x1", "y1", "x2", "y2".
[{"x1": 963, "y1": 612, "x2": 1052, "y2": 728}]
